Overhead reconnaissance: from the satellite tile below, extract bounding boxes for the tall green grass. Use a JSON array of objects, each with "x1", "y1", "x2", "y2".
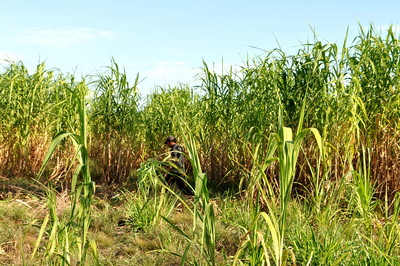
[
  {"x1": 32, "y1": 82, "x2": 98, "y2": 265},
  {"x1": 1, "y1": 25, "x2": 399, "y2": 195}
]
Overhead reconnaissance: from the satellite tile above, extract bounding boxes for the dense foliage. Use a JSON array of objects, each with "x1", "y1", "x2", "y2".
[{"x1": 1, "y1": 27, "x2": 399, "y2": 194}]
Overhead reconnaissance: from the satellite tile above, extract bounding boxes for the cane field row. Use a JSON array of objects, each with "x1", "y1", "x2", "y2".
[{"x1": 1, "y1": 25, "x2": 400, "y2": 265}]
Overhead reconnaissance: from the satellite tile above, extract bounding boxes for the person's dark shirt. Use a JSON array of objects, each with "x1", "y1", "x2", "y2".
[{"x1": 169, "y1": 144, "x2": 184, "y2": 174}]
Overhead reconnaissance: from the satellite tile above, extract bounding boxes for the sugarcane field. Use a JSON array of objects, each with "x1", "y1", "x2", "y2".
[{"x1": 1, "y1": 23, "x2": 400, "y2": 265}]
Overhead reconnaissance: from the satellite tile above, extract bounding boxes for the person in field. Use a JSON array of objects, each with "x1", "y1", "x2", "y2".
[{"x1": 164, "y1": 136, "x2": 191, "y2": 194}]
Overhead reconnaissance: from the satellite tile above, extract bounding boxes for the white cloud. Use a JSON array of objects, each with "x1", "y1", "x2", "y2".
[
  {"x1": 199, "y1": 61, "x2": 243, "y2": 75},
  {"x1": 148, "y1": 61, "x2": 197, "y2": 86},
  {"x1": 11, "y1": 27, "x2": 117, "y2": 48},
  {"x1": 147, "y1": 60, "x2": 244, "y2": 85},
  {"x1": 136, "y1": 60, "x2": 244, "y2": 93},
  {"x1": 0, "y1": 51, "x2": 21, "y2": 64}
]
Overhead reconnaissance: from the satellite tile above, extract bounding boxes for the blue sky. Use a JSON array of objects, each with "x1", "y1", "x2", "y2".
[{"x1": 1, "y1": 0, "x2": 399, "y2": 94}]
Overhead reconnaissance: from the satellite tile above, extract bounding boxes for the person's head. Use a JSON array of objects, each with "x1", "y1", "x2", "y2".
[{"x1": 164, "y1": 136, "x2": 177, "y2": 147}]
